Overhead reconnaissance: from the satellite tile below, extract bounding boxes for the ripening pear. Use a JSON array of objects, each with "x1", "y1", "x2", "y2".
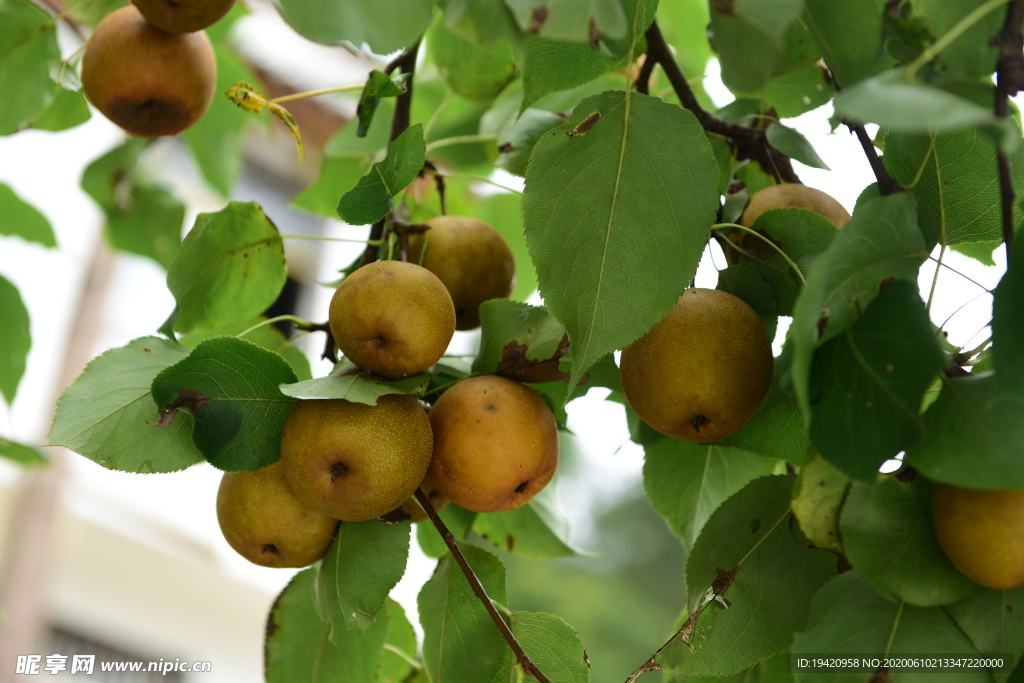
[
  {"x1": 620, "y1": 289, "x2": 773, "y2": 443},
  {"x1": 216, "y1": 461, "x2": 339, "y2": 568},
  {"x1": 407, "y1": 215, "x2": 515, "y2": 330},
  {"x1": 329, "y1": 260, "x2": 455, "y2": 378},
  {"x1": 428, "y1": 375, "x2": 559, "y2": 513},
  {"x1": 728, "y1": 184, "x2": 850, "y2": 262},
  {"x1": 280, "y1": 395, "x2": 433, "y2": 521},
  {"x1": 81, "y1": 5, "x2": 216, "y2": 137},
  {"x1": 132, "y1": 0, "x2": 235, "y2": 33},
  {"x1": 932, "y1": 484, "x2": 1024, "y2": 590},
  {"x1": 388, "y1": 472, "x2": 449, "y2": 523}
]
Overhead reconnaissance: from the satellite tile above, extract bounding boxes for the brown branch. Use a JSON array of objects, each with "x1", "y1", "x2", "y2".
[
  {"x1": 360, "y1": 38, "x2": 422, "y2": 268},
  {"x1": 414, "y1": 489, "x2": 553, "y2": 683},
  {"x1": 295, "y1": 321, "x2": 335, "y2": 363},
  {"x1": 643, "y1": 20, "x2": 800, "y2": 184},
  {"x1": 423, "y1": 159, "x2": 447, "y2": 214},
  {"x1": 994, "y1": 0, "x2": 1024, "y2": 261},
  {"x1": 636, "y1": 54, "x2": 656, "y2": 95},
  {"x1": 844, "y1": 120, "x2": 902, "y2": 195}
]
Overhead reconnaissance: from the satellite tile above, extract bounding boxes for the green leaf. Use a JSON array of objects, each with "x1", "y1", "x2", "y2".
[
  {"x1": 488, "y1": 612, "x2": 590, "y2": 683},
  {"x1": 790, "y1": 449, "x2": 848, "y2": 553},
  {"x1": 643, "y1": 439, "x2": 776, "y2": 551},
  {"x1": 952, "y1": 241, "x2": 999, "y2": 266},
  {"x1": 337, "y1": 124, "x2": 425, "y2": 226},
  {"x1": 437, "y1": 0, "x2": 524, "y2": 48},
  {"x1": 180, "y1": 318, "x2": 311, "y2": 382},
  {"x1": 0, "y1": 0, "x2": 60, "y2": 134},
  {"x1": 791, "y1": 572, "x2": 989, "y2": 683},
  {"x1": 913, "y1": 0, "x2": 1003, "y2": 81},
  {"x1": 659, "y1": 475, "x2": 836, "y2": 677},
  {"x1": 167, "y1": 202, "x2": 286, "y2": 333},
  {"x1": 503, "y1": 0, "x2": 628, "y2": 43},
  {"x1": 271, "y1": 0, "x2": 433, "y2": 53},
  {"x1": 495, "y1": 108, "x2": 564, "y2": 177},
  {"x1": 802, "y1": 0, "x2": 884, "y2": 87},
  {"x1": 790, "y1": 193, "x2": 928, "y2": 421},
  {"x1": 150, "y1": 336, "x2": 298, "y2": 471},
  {"x1": 280, "y1": 371, "x2": 429, "y2": 405},
  {"x1": 519, "y1": 38, "x2": 613, "y2": 115},
  {"x1": 266, "y1": 567, "x2": 389, "y2": 683},
  {"x1": 472, "y1": 487, "x2": 581, "y2": 558},
  {"x1": 906, "y1": 373, "x2": 1024, "y2": 489},
  {"x1": 522, "y1": 90, "x2": 720, "y2": 392},
  {"x1": 0, "y1": 275, "x2": 30, "y2": 406},
  {"x1": 105, "y1": 184, "x2": 185, "y2": 270},
  {"x1": 419, "y1": 544, "x2": 507, "y2": 683},
  {"x1": 708, "y1": 0, "x2": 803, "y2": 94},
  {"x1": 765, "y1": 122, "x2": 829, "y2": 170},
  {"x1": 81, "y1": 138, "x2": 147, "y2": 210},
  {"x1": 947, "y1": 587, "x2": 1024, "y2": 683},
  {"x1": 379, "y1": 599, "x2": 419, "y2": 682},
  {"x1": 992, "y1": 225, "x2": 1024, "y2": 399},
  {"x1": 715, "y1": 265, "x2": 779, "y2": 339},
  {"x1": 841, "y1": 477, "x2": 983, "y2": 607},
  {"x1": 315, "y1": 520, "x2": 410, "y2": 637},
  {"x1": 429, "y1": 20, "x2": 516, "y2": 102},
  {"x1": 29, "y1": 84, "x2": 90, "y2": 132},
  {"x1": 356, "y1": 70, "x2": 404, "y2": 138},
  {"x1": 763, "y1": 65, "x2": 835, "y2": 119},
  {"x1": 49, "y1": 337, "x2": 203, "y2": 473},
  {"x1": 472, "y1": 299, "x2": 568, "y2": 380},
  {"x1": 416, "y1": 503, "x2": 477, "y2": 558},
  {"x1": 808, "y1": 281, "x2": 945, "y2": 481},
  {"x1": 884, "y1": 127, "x2": 1024, "y2": 245},
  {"x1": 0, "y1": 436, "x2": 48, "y2": 466}
]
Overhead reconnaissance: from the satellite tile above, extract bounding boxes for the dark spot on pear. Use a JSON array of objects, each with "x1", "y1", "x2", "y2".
[
  {"x1": 514, "y1": 481, "x2": 529, "y2": 493},
  {"x1": 486, "y1": 403, "x2": 496, "y2": 412},
  {"x1": 372, "y1": 335, "x2": 386, "y2": 348},
  {"x1": 330, "y1": 462, "x2": 348, "y2": 483},
  {"x1": 692, "y1": 414, "x2": 710, "y2": 432},
  {"x1": 262, "y1": 543, "x2": 279, "y2": 555}
]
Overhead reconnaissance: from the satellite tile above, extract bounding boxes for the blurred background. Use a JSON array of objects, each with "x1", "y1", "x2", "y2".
[{"x1": 0, "y1": 0, "x2": 1010, "y2": 681}]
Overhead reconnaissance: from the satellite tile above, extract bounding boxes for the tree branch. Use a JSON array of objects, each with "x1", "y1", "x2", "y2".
[
  {"x1": 994, "y1": 0, "x2": 1023, "y2": 261},
  {"x1": 643, "y1": 20, "x2": 800, "y2": 184},
  {"x1": 844, "y1": 120, "x2": 902, "y2": 195},
  {"x1": 414, "y1": 489, "x2": 552, "y2": 683},
  {"x1": 360, "y1": 39, "x2": 422, "y2": 268}
]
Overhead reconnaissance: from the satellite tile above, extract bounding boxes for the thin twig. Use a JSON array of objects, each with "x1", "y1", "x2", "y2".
[
  {"x1": 994, "y1": 0, "x2": 1024, "y2": 261},
  {"x1": 636, "y1": 54, "x2": 656, "y2": 95},
  {"x1": 415, "y1": 490, "x2": 553, "y2": 683}
]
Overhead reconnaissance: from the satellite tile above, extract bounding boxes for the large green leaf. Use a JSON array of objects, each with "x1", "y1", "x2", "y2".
[
  {"x1": 0, "y1": 183, "x2": 56, "y2": 247},
  {"x1": 180, "y1": 318, "x2": 311, "y2": 382},
  {"x1": 802, "y1": 0, "x2": 884, "y2": 87},
  {"x1": 841, "y1": 477, "x2": 983, "y2": 607},
  {"x1": 315, "y1": 520, "x2": 410, "y2": 638},
  {"x1": 167, "y1": 202, "x2": 286, "y2": 333},
  {"x1": 488, "y1": 612, "x2": 590, "y2": 683},
  {"x1": 719, "y1": 358, "x2": 809, "y2": 465},
  {"x1": 280, "y1": 372, "x2": 428, "y2": 405},
  {"x1": 519, "y1": 38, "x2": 613, "y2": 114},
  {"x1": 29, "y1": 84, "x2": 90, "y2": 132},
  {"x1": 522, "y1": 90, "x2": 720, "y2": 392},
  {"x1": 659, "y1": 475, "x2": 836, "y2": 677},
  {"x1": 49, "y1": 337, "x2": 203, "y2": 473},
  {"x1": 0, "y1": 0, "x2": 59, "y2": 134},
  {"x1": 472, "y1": 299, "x2": 567, "y2": 380},
  {"x1": 150, "y1": 336, "x2": 298, "y2": 471},
  {"x1": 337, "y1": 124, "x2": 425, "y2": 226},
  {"x1": 790, "y1": 193, "x2": 928, "y2": 422},
  {"x1": 503, "y1": 0, "x2": 628, "y2": 43},
  {"x1": 378, "y1": 599, "x2": 419, "y2": 683},
  {"x1": 808, "y1": 281, "x2": 945, "y2": 481},
  {"x1": 271, "y1": 0, "x2": 433, "y2": 53},
  {"x1": 0, "y1": 436, "x2": 48, "y2": 466},
  {"x1": 0, "y1": 275, "x2": 30, "y2": 406},
  {"x1": 472, "y1": 487, "x2": 582, "y2": 558},
  {"x1": 993, "y1": 236, "x2": 1024, "y2": 399},
  {"x1": 906, "y1": 373, "x2": 1024, "y2": 489},
  {"x1": 429, "y1": 20, "x2": 516, "y2": 102},
  {"x1": 884, "y1": 127, "x2": 1024, "y2": 246},
  {"x1": 765, "y1": 123, "x2": 828, "y2": 170},
  {"x1": 913, "y1": 0, "x2": 1003, "y2": 80},
  {"x1": 643, "y1": 438, "x2": 776, "y2": 551},
  {"x1": 708, "y1": 0, "x2": 803, "y2": 94},
  {"x1": 948, "y1": 587, "x2": 1024, "y2": 683},
  {"x1": 792, "y1": 572, "x2": 990, "y2": 683},
  {"x1": 265, "y1": 568, "x2": 390, "y2": 683},
  {"x1": 419, "y1": 544, "x2": 507, "y2": 683}
]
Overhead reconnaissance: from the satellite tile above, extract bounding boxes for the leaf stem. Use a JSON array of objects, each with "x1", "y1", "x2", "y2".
[
  {"x1": 282, "y1": 235, "x2": 385, "y2": 245},
  {"x1": 269, "y1": 84, "x2": 364, "y2": 104},
  {"x1": 425, "y1": 169, "x2": 524, "y2": 195},
  {"x1": 926, "y1": 244, "x2": 946, "y2": 312},
  {"x1": 414, "y1": 489, "x2": 552, "y2": 683},
  {"x1": 236, "y1": 315, "x2": 312, "y2": 339},
  {"x1": 382, "y1": 643, "x2": 422, "y2": 670},
  {"x1": 425, "y1": 134, "x2": 498, "y2": 153},
  {"x1": 905, "y1": 0, "x2": 1012, "y2": 82},
  {"x1": 713, "y1": 223, "x2": 807, "y2": 285}
]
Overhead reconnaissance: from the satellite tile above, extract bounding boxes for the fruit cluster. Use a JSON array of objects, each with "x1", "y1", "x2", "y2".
[
  {"x1": 80, "y1": 0, "x2": 230, "y2": 137},
  {"x1": 217, "y1": 217, "x2": 561, "y2": 569}
]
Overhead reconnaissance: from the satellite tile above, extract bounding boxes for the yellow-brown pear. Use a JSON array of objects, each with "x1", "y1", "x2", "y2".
[
  {"x1": 280, "y1": 395, "x2": 433, "y2": 521},
  {"x1": 216, "y1": 461, "x2": 339, "y2": 568},
  {"x1": 932, "y1": 485, "x2": 1024, "y2": 590},
  {"x1": 428, "y1": 375, "x2": 559, "y2": 513},
  {"x1": 330, "y1": 260, "x2": 455, "y2": 378},
  {"x1": 407, "y1": 216, "x2": 515, "y2": 330},
  {"x1": 81, "y1": 5, "x2": 216, "y2": 137},
  {"x1": 728, "y1": 184, "x2": 850, "y2": 262},
  {"x1": 620, "y1": 289, "x2": 773, "y2": 442},
  {"x1": 132, "y1": 0, "x2": 235, "y2": 33}
]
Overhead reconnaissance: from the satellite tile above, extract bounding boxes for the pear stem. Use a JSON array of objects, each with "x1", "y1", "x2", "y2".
[{"x1": 414, "y1": 489, "x2": 553, "y2": 683}]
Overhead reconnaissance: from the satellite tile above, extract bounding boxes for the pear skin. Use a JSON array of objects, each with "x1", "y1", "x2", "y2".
[
  {"x1": 407, "y1": 215, "x2": 515, "y2": 330},
  {"x1": 280, "y1": 395, "x2": 433, "y2": 521},
  {"x1": 330, "y1": 260, "x2": 455, "y2": 378},
  {"x1": 216, "y1": 461, "x2": 338, "y2": 568},
  {"x1": 932, "y1": 485, "x2": 1024, "y2": 590},
  {"x1": 132, "y1": 0, "x2": 235, "y2": 33},
  {"x1": 428, "y1": 376, "x2": 559, "y2": 513},
  {"x1": 620, "y1": 289, "x2": 773, "y2": 443},
  {"x1": 81, "y1": 5, "x2": 216, "y2": 137}
]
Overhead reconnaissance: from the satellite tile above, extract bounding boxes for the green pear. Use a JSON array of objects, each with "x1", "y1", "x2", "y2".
[
  {"x1": 727, "y1": 184, "x2": 849, "y2": 262},
  {"x1": 216, "y1": 461, "x2": 338, "y2": 568},
  {"x1": 132, "y1": 0, "x2": 235, "y2": 33}
]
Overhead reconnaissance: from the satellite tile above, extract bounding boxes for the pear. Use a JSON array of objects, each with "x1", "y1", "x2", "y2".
[
  {"x1": 329, "y1": 260, "x2": 455, "y2": 378},
  {"x1": 385, "y1": 472, "x2": 449, "y2": 523},
  {"x1": 280, "y1": 395, "x2": 433, "y2": 521},
  {"x1": 728, "y1": 184, "x2": 849, "y2": 262},
  {"x1": 132, "y1": 0, "x2": 235, "y2": 33},
  {"x1": 428, "y1": 376, "x2": 559, "y2": 513},
  {"x1": 932, "y1": 484, "x2": 1024, "y2": 590},
  {"x1": 81, "y1": 5, "x2": 216, "y2": 137},
  {"x1": 216, "y1": 461, "x2": 338, "y2": 568},
  {"x1": 407, "y1": 215, "x2": 515, "y2": 330},
  {"x1": 620, "y1": 289, "x2": 773, "y2": 442}
]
